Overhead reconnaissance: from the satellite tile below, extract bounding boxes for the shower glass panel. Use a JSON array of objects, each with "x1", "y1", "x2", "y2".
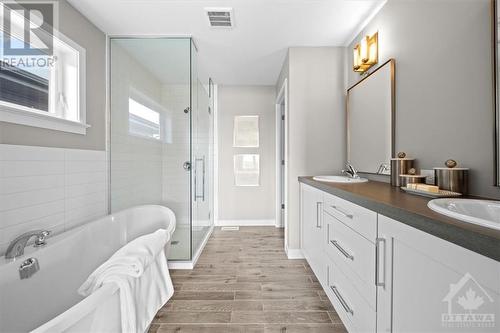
[
  {"x1": 109, "y1": 37, "x2": 212, "y2": 261},
  {"x1": 192, "y1": 78, "x2": 213, "y2": 257}
]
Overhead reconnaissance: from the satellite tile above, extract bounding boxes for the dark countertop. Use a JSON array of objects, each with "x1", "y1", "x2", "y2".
[{"x1": 299, "y1": 176, "x2": 500, "y2": 262}]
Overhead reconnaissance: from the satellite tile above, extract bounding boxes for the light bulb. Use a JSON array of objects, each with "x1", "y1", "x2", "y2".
[
  {"x1": 353, "y1": 47, "x2": 360, "y2": 70},
  {"x1": 368, "y1": 42, "x2": 377, "y2": 64},
  {"x1": 360, "y1": 36, "x2": 369, "y2": 63}
]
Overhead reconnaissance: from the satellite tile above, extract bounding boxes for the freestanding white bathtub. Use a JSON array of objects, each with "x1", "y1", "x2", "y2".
[{"x1": 0, "y1": 205, "x2": 176, "y2": 333}]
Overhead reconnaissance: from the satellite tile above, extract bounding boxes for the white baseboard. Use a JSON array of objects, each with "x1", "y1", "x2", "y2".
[
  {"x1": 216, "y1": 219, "x2": 276, "y2": 226},
  {"x1": 168, "y1": 225, "x2": 213, "y2": 270},
  {"x1": 286, "y1": 247, "x2": 304, "y2": 259}
]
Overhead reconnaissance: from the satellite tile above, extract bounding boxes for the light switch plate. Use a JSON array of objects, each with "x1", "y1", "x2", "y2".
[{"x1": 421, "y1": 169, "x2": 435, "y2": 185}]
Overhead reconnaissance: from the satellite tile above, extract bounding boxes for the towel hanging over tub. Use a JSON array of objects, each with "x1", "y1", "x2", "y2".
[{"x1": 78, "y1": 229, "x2": 174, "y2": 333}]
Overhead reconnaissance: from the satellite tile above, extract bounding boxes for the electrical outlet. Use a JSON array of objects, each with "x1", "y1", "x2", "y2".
[{"x1": 421, "y1": 169, "x2": 435, "y2": 185}]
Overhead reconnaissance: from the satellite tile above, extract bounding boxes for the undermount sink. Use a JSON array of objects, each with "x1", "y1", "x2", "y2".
[
  {"x1": 313, "y1": 175, "x2": 368, "y2": 184},
  {"x1": 428, "y1": 199, "x2": 500, "y2": 231}
]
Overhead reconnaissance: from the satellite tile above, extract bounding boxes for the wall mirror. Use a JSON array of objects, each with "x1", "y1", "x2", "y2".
[
  {"x1": 494, "y1": 0, "x2": 500, "y2": 185},
  {"x1": 347, "y1": 59, "x2": 395, "y2": 175}
]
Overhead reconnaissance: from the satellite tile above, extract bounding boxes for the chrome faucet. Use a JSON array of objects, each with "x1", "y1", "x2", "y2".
[
  {"x1": 342, "y1": 163, "x2": 359, "y2": 179},
  {"x1": 377, "y1": 163, "x2": 390, "y2": 175},
  {"x1": 5, "y1": 230, "x2": 51, "y2": 259}
]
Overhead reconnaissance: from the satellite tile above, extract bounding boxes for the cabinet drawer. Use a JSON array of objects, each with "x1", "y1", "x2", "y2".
[
  {"x1": 323, "y1": 192, "x2": 377, "y2": 241},
  {"x1": 324, "y1": 212, "x2": 376, "y2": 309},
  {"x1": 326, "y1": 258, "x2": 376, "y2": 333}
]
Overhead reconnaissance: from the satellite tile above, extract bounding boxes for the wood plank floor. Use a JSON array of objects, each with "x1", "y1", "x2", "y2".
[{"x1": 150, "y1": 227, "x2": 347, "y2": 333}]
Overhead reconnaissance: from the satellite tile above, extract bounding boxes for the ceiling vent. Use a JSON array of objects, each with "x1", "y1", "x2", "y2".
[{"x1": 205, "y1": 7, "x2": 234, "y2": 28}]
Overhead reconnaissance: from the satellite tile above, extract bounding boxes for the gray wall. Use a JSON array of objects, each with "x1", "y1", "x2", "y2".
[
  {"x1": 0, "y1": 0, "x2": 106, "y2": 150},
  {"x1": 347, "y1": 0, "x2": 499, "y2": 199},
  {"x1": 218, "y1": 85, "x2": 276, "y2": 221},
  {"x1": 277, "y1": 47, "x2": 346, "y2": 250}
]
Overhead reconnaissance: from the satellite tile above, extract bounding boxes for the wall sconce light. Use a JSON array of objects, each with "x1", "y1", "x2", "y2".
[{"x1": 353, "y1": 32, "x2": 378, "y2": 73}]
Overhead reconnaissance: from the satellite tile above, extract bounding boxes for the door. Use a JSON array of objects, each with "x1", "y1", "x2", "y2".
[
  {"x1": 190, "y1": 42, "x2": 213, "y2": 258},
  {"x1": 279, "y1": 102, "x2": 285, "y2": 227},
  {"x1": 191, "y1": 77, "x2": 213, "y2": 257},
  {"x1": 377, "y1": 215, "x2": 500, "y2": 333},
  {"x1": 300, "y1": 184, "x2": 324, "y2": 279}
]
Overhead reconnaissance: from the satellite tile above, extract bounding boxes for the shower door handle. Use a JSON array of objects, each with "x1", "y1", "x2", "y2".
[
  {"x1": 194, "y1": 160, "x2": 197, "y2": 202},
  {"x1": 194, "y1": 156, "x2": 205, "y2": 201},
  {"x1": 201, "y1": 156, "x2": 206, "y2": 201}
]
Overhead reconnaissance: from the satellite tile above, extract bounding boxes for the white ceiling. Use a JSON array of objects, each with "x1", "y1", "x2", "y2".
[{"x1": 68, "y1": 0, "x2": 386, "y2": 86}]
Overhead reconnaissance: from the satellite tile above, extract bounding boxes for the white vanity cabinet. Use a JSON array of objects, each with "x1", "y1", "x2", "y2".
[
  {"x1": 299, "y1": 182, "x2": 500, "y2": 333},
  {"x1": 377, "y1": 215, "x2": 500, "y2": 333},
  {"x1": 300, "y1": 183, "x2": 326, "y2": 284},
  {"x1": 300, "y1": 184, "x2": 378, "y2": 332}
]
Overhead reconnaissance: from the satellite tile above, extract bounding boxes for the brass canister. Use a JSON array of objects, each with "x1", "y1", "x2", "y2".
[
  {"x1": 390, "y1": 158, "x2": 415, "y2": 187},
  {"x1": 434, "y1": 168, "x2": 469, "y2": 194},
  {"x1": 399, "y1": 174, "x2": 426, "y2": 188}
]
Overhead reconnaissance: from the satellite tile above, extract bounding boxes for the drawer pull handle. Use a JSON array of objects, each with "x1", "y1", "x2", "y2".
[
  {"x1": 375, "y1": 237, "x2": 386, "y2": 287},
  {"x1": 316, "y1": 202, "x2": 322, "y2": 228},
  {"x1": 331, "y1": 286, "x2": 354, "y2": 316},
  {"x1": 330, "y1": 205, "x2": 353, "y2": 219},
  {"x1": 330, "y1": 240, "x2": 354, "y2": 260}
]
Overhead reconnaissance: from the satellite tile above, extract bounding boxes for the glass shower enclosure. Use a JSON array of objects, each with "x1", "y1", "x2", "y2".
[{"x1": 109, "y1": 37, "x2": 214, "y2": 261}]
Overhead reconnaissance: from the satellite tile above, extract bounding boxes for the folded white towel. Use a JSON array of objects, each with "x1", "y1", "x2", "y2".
[
  {"x1": 78, "y1": 229, "x2": 173, "y2": 332},
  {"x1": 78, "y1": 229, "x2": 169, "y2": 296},
  {"x1": 130, "y1": 252, "x2": 174, "y2": 332}
]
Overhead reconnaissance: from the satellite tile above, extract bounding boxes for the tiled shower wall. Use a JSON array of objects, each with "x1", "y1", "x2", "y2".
[
  {"x1": 0, "y1": 144, "x2": 108, "y2": 255},
  {"x1": 161, "y1": 84, "x2": 191, "y2": 227},
  {"x1": 109, "y1": 41, "x2": 164, "y2": 213}
]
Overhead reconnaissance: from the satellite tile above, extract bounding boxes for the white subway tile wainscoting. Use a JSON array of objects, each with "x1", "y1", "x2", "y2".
[{"x1": 0, "y1": 145, "x2": 108, "y2": 255}]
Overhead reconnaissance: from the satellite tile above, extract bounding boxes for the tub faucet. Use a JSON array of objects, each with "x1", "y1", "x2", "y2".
[
  {"x1": 5, "y1": 230, "x2": 51, "y2": 259},
  {"x1": 342, "y1": 163, "x2": 359, "y2": 179}
]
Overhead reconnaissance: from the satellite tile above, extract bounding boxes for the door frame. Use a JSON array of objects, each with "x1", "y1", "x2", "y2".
[{"x1": 275, "y1": 79, "x2": 288, "y2": 246}]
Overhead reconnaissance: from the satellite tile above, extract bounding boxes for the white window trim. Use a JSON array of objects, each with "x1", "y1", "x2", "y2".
[{"x1": 0, "y1": 29, "x2": 89, "y2": 134}]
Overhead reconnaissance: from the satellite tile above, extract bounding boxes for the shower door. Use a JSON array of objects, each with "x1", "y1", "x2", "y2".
[
  {"x1": 109, "y1": 37, "x2": 193, "y2": 260},
  {"x1": 191, "y1": 77, "x2": 213, "y2": 257}
]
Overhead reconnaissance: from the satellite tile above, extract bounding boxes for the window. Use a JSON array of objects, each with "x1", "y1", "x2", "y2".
[
  {"x1": 128, "y1": 97, "x2": 161, "y2": 140},
  {"x1": 0, "y1": 3, "x2": 87, "y2": 134},
  {"x1": 234, "y1": 154, "x2": 260, "y2": 186},
  {"x1": 127, "y1": 87, "x2": 171, "y2": 142},
  {"x1": 233, "y1": 115, "x2": 259, "y2": 147}
]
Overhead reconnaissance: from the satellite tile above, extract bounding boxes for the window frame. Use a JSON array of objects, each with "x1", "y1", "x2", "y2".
[
  {"x1": 128, "y1": 87, "x2": 167, "y2": 142},
  {"x1": 0, "y1": 12, "x2": 88, "y2": 134}
]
